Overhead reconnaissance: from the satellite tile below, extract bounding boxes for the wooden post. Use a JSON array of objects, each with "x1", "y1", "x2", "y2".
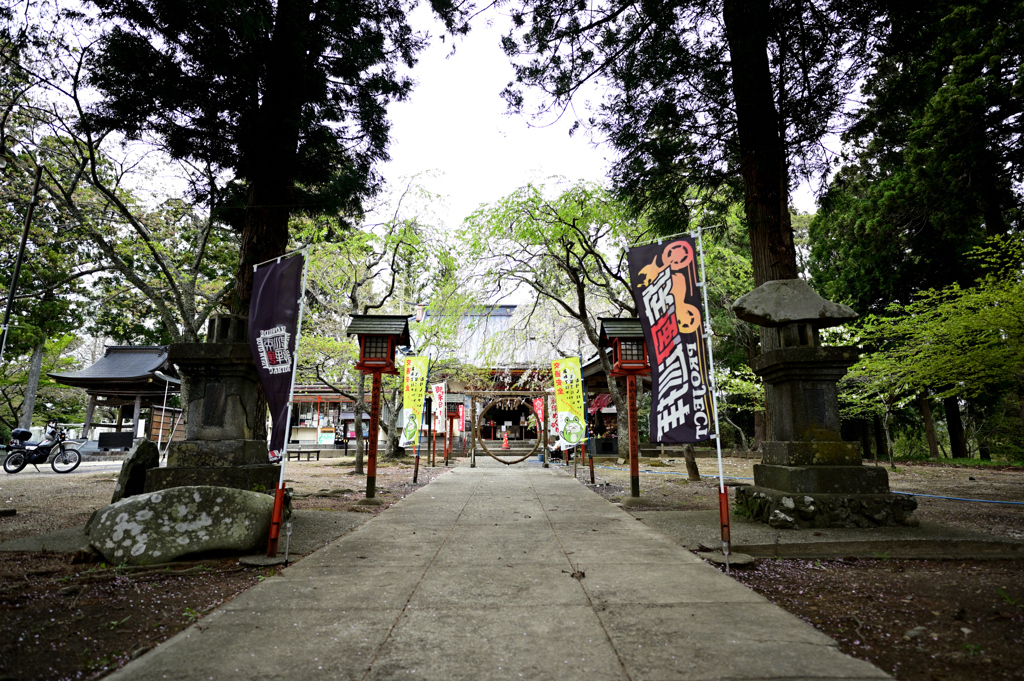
[
  {"x1": 365, "y1": 372, "x2": 382, "y2": 500},
  {"x1": 131, "y1": 395, "x2": 142, "y2": 438},
  {"x1": 470, "y1": 395, "x2": 476, "y2": 468},
  {"x1": 589, "y1": 441, "x2": 595, "y2": 484},
  {"x1": 542, "y1": 395, "x2": 549, "y2": 468},
  {"x1": 627, "y1": 375, "x2": 640, "y2": 498},
  {"x1": 82, "y1": 394, "x2": 97, "y2": 440}
]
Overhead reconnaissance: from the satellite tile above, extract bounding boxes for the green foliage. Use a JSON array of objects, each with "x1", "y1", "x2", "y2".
[
  {"x1": 810, "y1": 0, "x2": 1023, "y2": 314},
  {"x1": 467, "y1": 180, "x2": 648, "y2": 322},
  {"x1": 852, "y1": 236, "x2": 1024, "y2": 401}
]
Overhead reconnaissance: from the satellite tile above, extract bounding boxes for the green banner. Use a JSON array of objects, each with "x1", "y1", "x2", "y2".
[
  {"x1": 400, "y1": 356, "x2": 430, "y2": 447},
  {"x1": 552, "y1": 357, "x2": 586, "y2": 448}
]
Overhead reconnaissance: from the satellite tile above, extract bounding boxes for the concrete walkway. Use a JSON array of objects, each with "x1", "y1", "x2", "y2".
[{"x1": 107, "y1": 458, "x2": 889, "y2": 681}]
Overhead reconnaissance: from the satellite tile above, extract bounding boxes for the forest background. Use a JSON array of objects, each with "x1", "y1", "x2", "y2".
[{"x1": 0, "y1": 0, "x2": 1021, "y2": 465}]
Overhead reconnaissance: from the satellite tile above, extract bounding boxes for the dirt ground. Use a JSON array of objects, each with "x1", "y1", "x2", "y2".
[
  {"x1": 1, "y1": 456, "x2": 1022, "y2": 680},
  {"x1": 0, "y1": 457, "x2": 446, "y2": 681}
]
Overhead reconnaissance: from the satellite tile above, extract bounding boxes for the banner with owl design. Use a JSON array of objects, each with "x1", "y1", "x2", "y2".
[
  {"x1": 551, "y1": 357, "x2": 586, "y2": 449},
  {"x1": 627, "y1": 237, "x2": 713, "y2": 443},
  {"x1": 399, "y1": 356, "x2": 430, "y2": 447}
]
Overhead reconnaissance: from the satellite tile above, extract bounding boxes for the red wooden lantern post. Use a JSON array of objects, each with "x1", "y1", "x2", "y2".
[
  {"x1": 346, "y1": 315, "x2": 410, "y2": 505},
  {"x1": 599, "y1": 319, "x2": 651, "y2": 502}
]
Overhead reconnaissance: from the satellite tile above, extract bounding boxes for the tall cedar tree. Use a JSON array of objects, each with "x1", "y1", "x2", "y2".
[
  {"x1": 501, "y1": 0, "x2": 880, "y2": 305},
  {"x1": 83, "y1": 0, "x2": 468, "y2": 308},
  {"x1": 809, "y1": 0, "x2": 1023, "y2": 314}
]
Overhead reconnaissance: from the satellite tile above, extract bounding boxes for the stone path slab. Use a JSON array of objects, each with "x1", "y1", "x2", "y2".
[{"x1": 106, "y1": 458, "x2": 889, "y2": 680}]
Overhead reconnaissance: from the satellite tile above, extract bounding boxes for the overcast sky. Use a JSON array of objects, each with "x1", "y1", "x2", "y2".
[{"x1": 376, "y1": 9, "x2": 817, "y2": 231}]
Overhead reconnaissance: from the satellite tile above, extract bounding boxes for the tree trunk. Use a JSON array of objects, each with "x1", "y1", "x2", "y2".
[
  {"x1": 944, "y1": 396, "x2": 968, "y2": 459},
  {"x1": 384, "y1": 387, "x2": 402, "y2": 459},
  {"x1": 723, "y1": 0, "x2": 798, "y2": 359},
  {"x1": 353, "y1": 372, "x2": 366, "y2": 475},
  {"x1": 883, "y1": 406, "x2": 896, "y2": 468},
  {"x1": 969, "y1": 400, "x2": 992, "y2": 461},
  {"x1": 859, "y1": 419, "x2": 872, "y2": 460},
  {"x1": 872, "y1": 414, "x2": 886, "y2": 464},
  {"x1": 723, "y1": 412, "x2": 749, "y2": 452},
  {"x1": 752, "y1": 410, "x2": 766, "y2": 451},
  {"x1": 747, "y1": 338, "x2": 766, "y2": 450},
  {"x1": 683, "y1": 444, "x2": 701, "y2": 481},
  {"x1": 18, "y1": 341, "x2": 45, "y2": 430},
  {"x1": 615, "y1": 378, "x2": 630, "y2": 459},
  {"x1": 722, "y1": 0, "x2": 798, "y2": 288},
  {"x1": 232, "y1": 0, "x2": 311, "y2": 311},
  {"x1": 919, "y1": 392, "x2": 940, "y2": 460}
]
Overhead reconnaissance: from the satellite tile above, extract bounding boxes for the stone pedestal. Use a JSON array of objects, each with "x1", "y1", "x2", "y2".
[
  {"x1": 145, "y1": 315, "x2": 279, "y2": 494},
  {"x1": 732, "y1": 280, "x2": 917, "y2": 529}
]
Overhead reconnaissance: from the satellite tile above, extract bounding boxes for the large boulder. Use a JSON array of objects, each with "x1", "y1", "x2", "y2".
[
  {"x1": 89, "y1": 486, "x2": 273, "y2": 565},
  {"x1": 110, "y1": 438, "x2": 160, "y2": 504}
]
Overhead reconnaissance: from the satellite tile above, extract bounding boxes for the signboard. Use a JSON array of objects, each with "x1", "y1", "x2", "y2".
[
  {"x1": 551, "y1": 357, "x2": 586, "y2": 449},
  {"x1": 627, "y1": 237, "x2": 713, "y2": 442},
  {"x1": 399, "y1": 357, "x2": 430, "y2": 447},
  {"x1": 248, "y1": 252, "x2": 305, "y2": 459},
  {"x1": 458, "y1": 404, "x2": 465, "y2": 433}
]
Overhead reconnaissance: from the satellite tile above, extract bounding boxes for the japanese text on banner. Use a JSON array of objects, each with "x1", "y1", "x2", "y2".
[
  {"x1": 399, "y1": 357, "x2": 430, "y2": 447},
  {"x1": 551, "y1": 357, "x2": 586, "y2": 449},
  {"x1": 627, "y1": 238, "x2": 712, "y2": 443}
]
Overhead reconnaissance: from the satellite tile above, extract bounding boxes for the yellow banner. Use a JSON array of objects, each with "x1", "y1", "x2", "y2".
[
  {"x1": 552, "y1": 357, "x2": 586, "y2": 448},
  {"x1": 400, "y1": 356, "x2": 430, "y2": 447}
]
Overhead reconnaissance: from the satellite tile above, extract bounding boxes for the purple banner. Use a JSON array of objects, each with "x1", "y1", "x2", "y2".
[
  {"x1": 249, "y1": 254, "x2": 305, "y2": 457},
  {"x1": 627, "y1": 238, "x2": 713, "y2": 443}
]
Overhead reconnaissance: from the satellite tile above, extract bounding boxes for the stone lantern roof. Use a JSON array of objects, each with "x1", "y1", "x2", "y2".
[{"x1": 732, "y1": 279, "x2": 857, "y2": 328}]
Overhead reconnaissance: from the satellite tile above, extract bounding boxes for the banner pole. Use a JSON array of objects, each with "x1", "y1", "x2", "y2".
[
  {"x1": 266, "y1": 248, "x2": 309, "y2": 558},
  {"x1": 693, "y1": 227, "x2": 730, "y2": 573}
]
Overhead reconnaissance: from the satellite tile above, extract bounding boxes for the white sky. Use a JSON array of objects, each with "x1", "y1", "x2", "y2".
[
  {"x1": 377, "y1": 9, "x2": 817, "y2": 231},
  {"x1": 377, "y1": 9, "x2": 611, "y2": 229}
]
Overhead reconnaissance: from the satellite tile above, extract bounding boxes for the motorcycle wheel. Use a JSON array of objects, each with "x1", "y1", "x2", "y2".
[
  {"x1": 51, "y1": 448, "x2": 82, "y2": 474},
  {"x1": 3, "y1": 451, "x2": 27, "y2": 474}
]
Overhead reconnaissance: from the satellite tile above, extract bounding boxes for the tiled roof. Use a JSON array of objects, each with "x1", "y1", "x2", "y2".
[
  {"x1": 598, "y1": 318, "x2": 645, "y2": 346},
  {"x1": 49, "y1": 346, "x2": 173, "y2": 387},
  {"x1": 345, "y1": 315, "x2": 411, "y2": 344}
]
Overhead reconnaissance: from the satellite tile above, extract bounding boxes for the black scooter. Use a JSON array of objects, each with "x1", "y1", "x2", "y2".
[{"x1": 2, "y1": 423, "x2": 82, "y2": 474}]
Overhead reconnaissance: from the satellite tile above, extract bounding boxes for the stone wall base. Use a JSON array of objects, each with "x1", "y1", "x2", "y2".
[
  {"x1": 145, "y1": 465, "x2": 280, "y2": 494},
  {"x1": 735, "y1": 485, "x2": 918, "y2": 529}
]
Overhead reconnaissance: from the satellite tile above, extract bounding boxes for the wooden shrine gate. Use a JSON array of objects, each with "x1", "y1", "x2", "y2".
[{"x1": 465, "y1": 390, "x2": 550, "y2": 468}]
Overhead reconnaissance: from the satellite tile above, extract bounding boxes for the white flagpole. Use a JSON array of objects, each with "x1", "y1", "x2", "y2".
[{"x1": 693, "y1": 226, "x2": 731, "y2": 573}]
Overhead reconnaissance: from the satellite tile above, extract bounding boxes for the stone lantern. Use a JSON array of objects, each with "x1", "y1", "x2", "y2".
[
  {"x1": 144, "y1": 313, "x2": 279, "y2": 493},
  {"x1": 731, "y1": 280, "x2": 916, "y2": 528}
]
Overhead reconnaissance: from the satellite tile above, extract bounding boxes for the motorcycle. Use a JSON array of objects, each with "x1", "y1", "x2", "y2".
[{"x1": 2, "y1": 423, "x2": 83, "y2": 474}]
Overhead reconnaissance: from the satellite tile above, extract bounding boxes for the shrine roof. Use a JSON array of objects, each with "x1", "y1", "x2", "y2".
[{"x1": 48, "y1": 346, "x2": 175, "y2": 391}]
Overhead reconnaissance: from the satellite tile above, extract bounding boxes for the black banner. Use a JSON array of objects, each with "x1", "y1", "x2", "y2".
[
  {"x1": 627, "y1": 238, "x2": 713, "y2": 443},
  {"x1": 248, "y1": 253, "x2": 305, "y2": 457}
]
